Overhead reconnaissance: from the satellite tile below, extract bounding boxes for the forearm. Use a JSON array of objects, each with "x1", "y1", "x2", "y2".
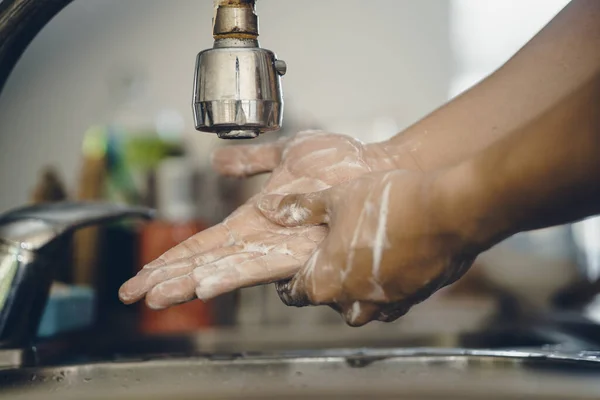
[
  {"x1": 442, "y1": 73, "x2": 600, "y2": 251},
  {"x1": 382, "y1": 0, "x2": 600, "y2": 172}
]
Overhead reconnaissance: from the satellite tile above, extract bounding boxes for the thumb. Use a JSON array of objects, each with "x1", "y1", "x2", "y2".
[{"x1": 257, "y1": 189, "x2": 333, "y2": 227}]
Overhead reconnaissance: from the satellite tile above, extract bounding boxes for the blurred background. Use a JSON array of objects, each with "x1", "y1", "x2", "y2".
[{"x1": 4, "y1": 0, "x2": 600, "y2": 341}]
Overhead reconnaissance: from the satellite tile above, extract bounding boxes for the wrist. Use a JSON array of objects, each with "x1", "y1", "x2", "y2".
[
  {"x1": 366, "y1": 139, "x2": 422, "y2": 172},
  {"x1": 432, "y1": 159, "x2": 514, "y2": 253}
]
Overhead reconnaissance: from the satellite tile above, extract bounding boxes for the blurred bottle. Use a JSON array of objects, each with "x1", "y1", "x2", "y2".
[
  {"x1": 81, "y1": 70, "x2": 184, "y2": 330},
  {"x1": 31, "y1": 166, "x2": 69, "y2": 204},
  {"x1": 105, "y1": 72, "x2": 183, "y2": 206},
  {"x1": 137, "y1": 157, "x2": 215, "y2": 334}
]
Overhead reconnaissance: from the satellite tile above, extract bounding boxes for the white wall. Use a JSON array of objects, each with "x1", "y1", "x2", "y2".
[
  {"x1": 0, "y1": 0, "x2": 453, "y2": 212},
  {"x1": 449, "y1": 0, "x2": 571, "y2": 97}
]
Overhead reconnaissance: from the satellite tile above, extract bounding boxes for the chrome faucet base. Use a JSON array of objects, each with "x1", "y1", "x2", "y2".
[{"x1": 0, "y1": 202, "x2": 153, "y2": 347}]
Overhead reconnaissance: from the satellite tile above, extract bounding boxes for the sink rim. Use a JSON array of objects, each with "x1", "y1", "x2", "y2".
[
  {"x1": 6, "y1": 346, "x2": 600, "y2": 370},
  {"x1": 3, "y1": 347, "x2": 600, "y2": 400}
]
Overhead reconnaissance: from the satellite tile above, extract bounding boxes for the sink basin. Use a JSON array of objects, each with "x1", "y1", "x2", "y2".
[
  {"x1": 2, "y1": 349, "x2": 600, "y2": 399},
  {"x1": 22, "y1": 323, "x2": 597, "y2": 367},
  {"x1": 2, "y1": 321, "x2": 600, "y2": 399}
]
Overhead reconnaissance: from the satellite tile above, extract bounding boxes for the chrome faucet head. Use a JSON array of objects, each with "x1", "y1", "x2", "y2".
[{"x1": 192, "y1": 1, "x2": 286, "y2": 139}]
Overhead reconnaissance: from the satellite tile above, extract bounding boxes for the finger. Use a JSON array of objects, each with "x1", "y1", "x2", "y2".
[
  {"x1": 193, "y1": 252, "x2": 304, "y2": 301},
  {"x1": 118, "y1": 244, "x2": 245, "y2": 304},
  {"x1": 257, "y1": 190, "x2": 332, "y2": 227},
  {"x1": 120, "y1": 260, "x2": 194, "y2": 305},
  {"x1": 211, "y1": 140, "x2": 285, "y2": 178},
  {"x1": 377, "y1": 304, "x2": 411, "y2": 323},
  {"x1": 341, "y1": 301, "x2": 381, "y2": 327},
  {"x1": 276, "y1": 248, "x2": 324, "y2": 307},
  {"x1": 276, "y1": 278, "x2": 309, "y2": 307},
  {"x1": 140, "y1": 232, "x2": 319, "y2": 308},
  {"x1": 142, "y1": 223, "x2": 233, "y2": 270},
  {"x1": 145, "y1": 274, "x2": 198, "y2": 309},
  {"x1": 144, "y1": 252, "x2": 263, "y2": 309}
]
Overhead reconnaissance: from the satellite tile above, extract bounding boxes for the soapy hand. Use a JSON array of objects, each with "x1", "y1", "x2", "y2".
[
  {"x1": 119, "y1": 131, "x2": 403, "y2": 309},
  {"x1": 257, "y1": 170, "x2": 479, "y2": 326}
]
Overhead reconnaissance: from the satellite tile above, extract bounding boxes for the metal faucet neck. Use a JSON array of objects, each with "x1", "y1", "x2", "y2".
[
  {"x1": 213, "y1": 38, "x2": 259, "y2": 49},
  {"x1": 213, "y1": 1, "x2": 259, "y2": 42}
]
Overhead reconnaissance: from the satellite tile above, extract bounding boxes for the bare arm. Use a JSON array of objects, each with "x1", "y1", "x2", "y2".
[
  {"x1": 256, "y1": 47, "x2": 600, "y2": 326},
  {"x1": 385, "y1": 0, "x2": 600, "y2": 172},
  {"x1": 252, "y1": 1, "x2": 600, "y2": 324},
  {"x1": 444, "y1": 69, "x2": 600, "y2": 250}
]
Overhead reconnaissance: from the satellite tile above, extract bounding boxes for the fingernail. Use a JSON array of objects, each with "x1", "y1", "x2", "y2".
[
  {"x1": 118, "y1": 281, "x2": 138, "y2": 302},
  {"x1": 258, "y1": 194, "x2": 282, "y2": 213},
  {"x1": 118, "y1": 287, "x2": 133, "y2": 302}
]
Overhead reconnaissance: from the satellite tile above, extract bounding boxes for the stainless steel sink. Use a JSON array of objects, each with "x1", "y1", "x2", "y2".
[
  {"x1": 22, "y1": 322, "x2": 598, "y2": 367},
  {"x1": 1, "y1": 319, "x2": 600, "y2": 399},
  {"x1": 3, "y1": 349, "x2": 600, "y2": 399}
]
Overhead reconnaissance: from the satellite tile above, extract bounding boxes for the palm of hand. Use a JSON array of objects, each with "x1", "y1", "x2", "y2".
[{"x1": 119, "y1": 131, "x2": 392, "y2": 309}]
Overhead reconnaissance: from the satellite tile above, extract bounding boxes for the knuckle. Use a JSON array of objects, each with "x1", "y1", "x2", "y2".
[
  {"x1": 378, "y1": 304, "x2": 411, "y2": 322},
  {"x1": 275, "y1": 280, "x2": 308, "y2": 307},
  {"x1": 277, "y1": 291, "x2": 296, "y2": 307},
  {"x1": 179, "y1": 239, "x2": 201, "y2": 257}
]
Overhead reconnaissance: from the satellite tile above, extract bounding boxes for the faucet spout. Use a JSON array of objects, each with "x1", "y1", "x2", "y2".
[
  {"x1": 0, "y1": 0, "x2": 73, "y2": 96},
  {"x1": 193, "y1": 0, "x2": 287, "y2": 139}
]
